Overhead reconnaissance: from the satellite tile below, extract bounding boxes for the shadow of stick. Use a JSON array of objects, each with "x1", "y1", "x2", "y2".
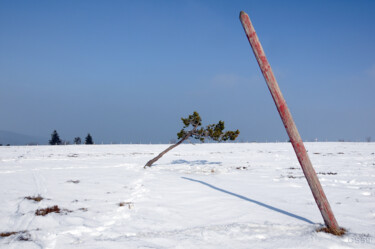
[{"x1": 181, "y1": 177, "x2": 315, "y2": 224}]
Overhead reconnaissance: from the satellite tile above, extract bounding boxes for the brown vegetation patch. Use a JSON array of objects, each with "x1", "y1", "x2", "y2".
[
  {"x1": 316, "y1": 226, "x2": 346, "y2": 236},
  {"x1": 0, "y1": 230, "x2": 31, "y2": 241},
  {"x1": 0, "y1": 231, "x2": 18, "y2": 237},
  {"x1": 35, "y1": 205, "x2": 60, "y2": 216},
  {"x1": 35, "y1": 205, "x2": 71, "y2": 216},
  {"x1": 25, "y1": 195, "x2": 43, "y2": 202}
]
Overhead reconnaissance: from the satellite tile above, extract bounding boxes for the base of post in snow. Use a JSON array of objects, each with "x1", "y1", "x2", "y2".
[{"x1": 316, "y1": 226, "x2": 347, "y2": 236}]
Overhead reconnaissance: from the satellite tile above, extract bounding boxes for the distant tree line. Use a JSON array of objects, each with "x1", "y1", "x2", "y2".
[{"x1": 49, "y1": 130, "x2": 94, "y2": 145}]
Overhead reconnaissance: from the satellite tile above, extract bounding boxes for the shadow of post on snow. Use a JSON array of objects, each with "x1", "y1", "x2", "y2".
[{"x1": 181, "y1": 177, "x2": 315, "y2": 225}]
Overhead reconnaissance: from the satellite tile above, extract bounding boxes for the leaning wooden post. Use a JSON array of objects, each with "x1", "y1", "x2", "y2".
[{"x1": 239, "y1": 11, "x2": 342, "y2": 235}]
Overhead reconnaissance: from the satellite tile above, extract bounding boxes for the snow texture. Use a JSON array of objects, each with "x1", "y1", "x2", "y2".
[{"x1": 0, "y1": 142, "x2": 374, "y2": 248}]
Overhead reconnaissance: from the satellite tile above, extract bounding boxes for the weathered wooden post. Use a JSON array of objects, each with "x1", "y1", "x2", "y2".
[{"x1": 239, "y1": 11, "x2": 343, "y2": 235}]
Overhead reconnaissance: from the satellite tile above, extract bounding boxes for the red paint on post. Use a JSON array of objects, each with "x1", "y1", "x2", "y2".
[{"x1": 239, "y1": 11, "x2": 341, "y2": 233}]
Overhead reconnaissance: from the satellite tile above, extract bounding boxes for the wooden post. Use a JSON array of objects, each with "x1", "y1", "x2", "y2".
[{"x1": 239, "y1": 11, "x2": 342, "y2": 234}]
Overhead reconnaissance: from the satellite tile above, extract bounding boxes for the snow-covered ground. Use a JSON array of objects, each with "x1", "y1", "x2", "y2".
[{"x1": 0, "y1": 142, "x2": 374, "y2": 248}]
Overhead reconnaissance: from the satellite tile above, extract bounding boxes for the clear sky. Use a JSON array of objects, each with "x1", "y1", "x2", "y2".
[{"x1": 1, "y1": 0, "x2": 374, "y2": 144}]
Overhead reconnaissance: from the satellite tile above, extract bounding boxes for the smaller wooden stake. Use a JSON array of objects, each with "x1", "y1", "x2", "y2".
[{"x1": 239, "y1": 11, "x2": 342, "y2": 235}]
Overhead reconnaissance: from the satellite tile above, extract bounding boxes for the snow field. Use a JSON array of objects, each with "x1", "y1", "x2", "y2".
[{"x1": 0, "y1": 143, "x2": 374, "y2": 248}]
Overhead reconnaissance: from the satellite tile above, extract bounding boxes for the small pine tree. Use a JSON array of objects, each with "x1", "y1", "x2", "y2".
[
  {"x1": 85, "y1": 133, "x2": 94, "y2": 145},
  {"x1": 145, "y1": 111, "x2": 240, "y2": 167},
  {"x1": 49, "y1": 130, "x2": 62, "y2": 145},
  {"x1": 74, "y1": 137, "x2": 81, "y2": 145}
]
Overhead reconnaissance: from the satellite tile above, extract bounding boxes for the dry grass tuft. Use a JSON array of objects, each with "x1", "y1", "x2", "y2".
[
  {"x1": 35, "y1": 205, "x2": 72, "y2": 216},
  {"x1": 25, "y1": 195, "x2": 44, "y2": 202},
  {"x1": 0, "y1": 231, "x2": 18, "y2": 237},
  {"x1": 0, "y1": 230, "x2": 31, "y2": 241},
  {"x1": 35, "y1": 205, "x2": 61, "y2": 216}
]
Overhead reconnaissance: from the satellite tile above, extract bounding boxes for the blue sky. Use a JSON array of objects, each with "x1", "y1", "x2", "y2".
[{"x1": 1, "y1": 0, "x2": 374, "y2": 143}]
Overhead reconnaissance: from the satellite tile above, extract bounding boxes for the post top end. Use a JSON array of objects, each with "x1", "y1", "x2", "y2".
[{"x1": 239, "y1": 11, "x2": 248, "y2": 18}]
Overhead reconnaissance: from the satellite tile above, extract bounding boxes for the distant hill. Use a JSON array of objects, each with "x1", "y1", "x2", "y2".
[{"x1": 0, "y1": 130, "x2": 47, "y2": 145}]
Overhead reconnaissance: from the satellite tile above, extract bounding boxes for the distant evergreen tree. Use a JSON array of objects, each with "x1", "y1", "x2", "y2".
[
  {"x1": 74, "y1": 137, "x2": 81, "y2": 145},
  {"x1": 85, "y1": 133, "x2": 94, "y2": 145},
  {"x1": 49, "y1": 130, "x2": 62, "y2": 145}
]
